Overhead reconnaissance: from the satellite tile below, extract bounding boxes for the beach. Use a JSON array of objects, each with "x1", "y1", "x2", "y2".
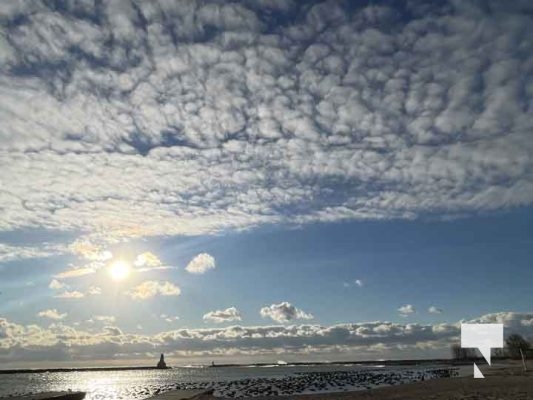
[
  {"x1": 193, "y1": 362, "x2": 532, "y2": 400},
  {"x1": 0, "y1": 363, "x2": 459, "y2": 399},
  {"x1": 0, "y1": 361, "x2": 530, "y2": 400}
]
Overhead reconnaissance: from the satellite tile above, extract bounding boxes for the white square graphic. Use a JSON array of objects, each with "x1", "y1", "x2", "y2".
[{"x1": 461, "y1": 323, "x2": 503, "y2": 366}]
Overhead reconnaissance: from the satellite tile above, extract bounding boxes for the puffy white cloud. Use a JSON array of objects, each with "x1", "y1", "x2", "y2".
[
  {"x1": 134, "y1": 252, "x2": 162, "y2": 269},
  {"x1": 355, "y1": 279, "x2": 363, "y2": 287},
  {"x1": 37, "y1": 309, "x2": 67, "y2": 320},
  {"x1": 467, "y1": 312, "x2": 533, "y2": 330},
  {"x1": 398, "y1": 304, "x2": 416, "y2": 316},
  {"x1": 185, "y1": 253, "x2": 216, "y2": 274},
  {"x1": 0, "y1": 0, "x2": 530, "y2": 245},
  {"x1": 260, "y1": 302, "x2": 313, "y2": 323},
  {"x1": 203, "y1": 307, "x2": 242, "y2": 323},
  {"x1": 48, "y1": 279, "x2": 65, "y2": 290},
  {"x1": 128, "y1": 281, "x2": 181, "y2": 300},
  {"x1": 428, "y1": 306, "x2": 443, "y2": 314}
]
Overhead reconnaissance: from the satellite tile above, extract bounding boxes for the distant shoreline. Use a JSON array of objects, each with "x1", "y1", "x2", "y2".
[
  {"x1": 0, "y1": 358, "x2": 476, "y2": 374},
  {"x1": 0, "y1": 366, "x2": 167, "y2": 375}
]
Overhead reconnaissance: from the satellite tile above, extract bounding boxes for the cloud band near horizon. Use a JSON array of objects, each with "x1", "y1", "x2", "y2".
[{"x1": 1, "y1": 311, "x2": 532, "y2": 366}]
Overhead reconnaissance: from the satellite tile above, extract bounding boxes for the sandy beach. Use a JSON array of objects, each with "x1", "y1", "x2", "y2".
[{"x1": 194, "y1": 362, "x2": 532, "y2": 400}]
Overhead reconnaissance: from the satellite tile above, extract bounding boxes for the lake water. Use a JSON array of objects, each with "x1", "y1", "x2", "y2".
[{"x1": 0, "y1": 364, "x2": 459, "y2": 399}]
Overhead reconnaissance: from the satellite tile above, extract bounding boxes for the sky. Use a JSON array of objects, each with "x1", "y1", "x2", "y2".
[{"x1": 0, "y1": 0, "x2": 532, "y2": 367}]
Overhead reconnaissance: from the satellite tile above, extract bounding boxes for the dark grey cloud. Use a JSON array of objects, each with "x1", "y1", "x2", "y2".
[{"x1": 0, "y1": 0, "x2": 531, "y2": 243}]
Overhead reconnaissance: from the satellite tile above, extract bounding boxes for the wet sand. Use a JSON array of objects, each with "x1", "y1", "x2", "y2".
[{"x1": 195, "y1": 362, "x2": 532, "y2": 400}]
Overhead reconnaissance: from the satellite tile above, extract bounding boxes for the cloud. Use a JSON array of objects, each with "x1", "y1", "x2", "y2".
[
  {"x1": 0, "y1": 1, "x2": 530, "y2": 245},
  {"x1": 398, "y1": 304, "x2": 416, "y2": 316},
  {"x1": 103, "y1": 326, "x2": 123, "y2": 336},
  {"x1": 0, "y1": 243, "x2": 68, "y2": 263},
  {"x1": 54, "y1": 290, "x2": 85, "y2": 299},
  {"x1": 37, "y1": 309, "x2": 67, "y2": 320},
  {"x1": 260, "y1": 302, "x2": 313, "y2": 323},
  {"x1": 203, "y1": 307, "x2": 242, "y2": 323},
  {"x1": 86, "y1": 316, "x2": 113, "y2": 325},
  {"x1": 2, "y1": 311, "x2": 532, "y2": 365},
  {"x1": 87, "y1": 286, "x2": 102, "y2": 296},
  {"x1": 50, "y1": 284, "x2": 99, "y2": 297},
  {"x1": 467, "y1": 312, "x2": 533, "y2": 330},
  {"x1": 94, "y1": 316, "x2": 116, "y2": 324},
  {"x1": 161, "y1": 314, "x2": 180, "y2": 323},
  {"x1": 48, "y1": 279, "x2": 65, "y2": 290},
  {"x1": 128, "y1": 281, "x2": 181, "y2": 300},
  {"x1": 343, "y1": 279, "x2": 363, "y2": 288},
  {"x1": 54, "y1": 266, "x2": 97, "y2": 280},
  {"x1": 69, "y1": 241, "x2": 112, "y2": 261},
  {"x1": 428, "y1": 306, "x2": 443, "y2": 314},
  {"x1": 185, "y1": 253, "x2": 216, "y2": 274},
  {"x1": 134, "y1": 252, "x2": 162, "y2": 269}
]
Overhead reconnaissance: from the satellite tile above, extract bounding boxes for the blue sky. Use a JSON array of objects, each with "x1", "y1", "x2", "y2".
[
  {"x1": 3, "y1": 208, "x2": 533, "y2": 329},
  {"x1": 0, "y1": 0, "x2": 532, "y2": 366}
]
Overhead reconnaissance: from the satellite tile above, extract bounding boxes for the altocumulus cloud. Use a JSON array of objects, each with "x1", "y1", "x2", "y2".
[
  {"x1": 0, "y1": 0, "x2": 531, "y2": 249},
  {"x1": 1, "y1": 312, "x2": 533, "y2": 365}
]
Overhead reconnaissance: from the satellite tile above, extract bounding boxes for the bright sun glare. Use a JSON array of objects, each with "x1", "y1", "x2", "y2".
[{"x1": 109, "y1": 260, "x2": 131, "y2": 281}]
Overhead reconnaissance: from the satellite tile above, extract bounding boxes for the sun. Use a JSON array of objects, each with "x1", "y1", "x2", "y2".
[{"x1": 109, "y1": 260, "x2": 131, "y2": 281}]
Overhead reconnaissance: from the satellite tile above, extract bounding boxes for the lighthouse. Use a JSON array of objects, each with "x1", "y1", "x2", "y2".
[{"x1": 157, "y1": 353, "x2": 167, "y2": 369}]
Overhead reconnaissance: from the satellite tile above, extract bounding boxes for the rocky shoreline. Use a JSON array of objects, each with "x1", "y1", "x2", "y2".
[
  {"x1": 0, "y1": 367, "x2": 460, "y2": 400},
  {"x1": 162, "y1": 368, "x2": 458, "y2": 398}
]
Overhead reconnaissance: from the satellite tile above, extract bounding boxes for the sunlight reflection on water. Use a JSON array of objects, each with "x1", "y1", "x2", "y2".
[
  {"x1": 0, "y1": 364, "x2": 445, "y2": 400},
  {"x1": 1, "y1": 369, "x2": 194, "y2": 400}
]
